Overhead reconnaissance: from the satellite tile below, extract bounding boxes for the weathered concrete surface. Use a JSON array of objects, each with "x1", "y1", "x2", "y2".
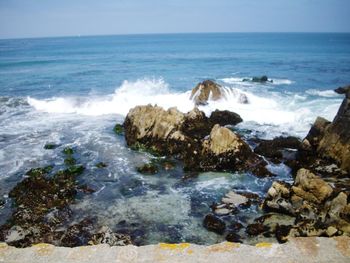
[{"x1": 0, "y1": 237, "x2": 349, "y2": 263}]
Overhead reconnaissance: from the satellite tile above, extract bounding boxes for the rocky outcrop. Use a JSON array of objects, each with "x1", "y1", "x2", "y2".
[
  {"x1": 260, "y1": 168, "x2": 350, "y2": 242},
  {"x1": 124, "y1": 105, "x2": 271, "y2": 177},
  {"x1": 190, "y1": 80, "x2": 225, "y2": 105},
  {"x1": 286, "y1": 85, "x2": 350, "y2": 177},
  {"x1": 317, "y1": 86, "x2": 350, "y2": 173}
]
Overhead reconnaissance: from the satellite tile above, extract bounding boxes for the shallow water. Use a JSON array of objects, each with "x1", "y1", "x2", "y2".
[{"x1": 0, "y1": 33, "x2": 349, "y2": 244}]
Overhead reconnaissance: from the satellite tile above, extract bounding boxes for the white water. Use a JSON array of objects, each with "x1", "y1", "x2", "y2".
[{"x1": 27, "y1": 78, "x2": 342, "y2": 138}]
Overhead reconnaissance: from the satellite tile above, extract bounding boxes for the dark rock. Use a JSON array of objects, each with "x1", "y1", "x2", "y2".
[
  {"x1": 243, "y1": 76, "x2": 271, "y2": 83},
  {"x1": 62, "y1": 147, "x2": 74, "y2": 155},
  {"x1": 209, "y1": 110, "x2": 243, "y2": 127},
  {"x1": 95, "y1": 162, "x2": 107, "y2": 168},
  {"x1": 190, "y1": 80, "x2": 224, "y2": 106},
  {"x1": 113, "y1": 124, "x2": 124, "y2": 135},
  {"x1": 181, "y1": 108, "x2": 213, "y2": 140},
  {"x1": 225, "y1": 232, "x2": 242, "y2": 243},
  {"x1": 254, "y1": 136, "x2": 302, "y2": 163},
  {"x1": 0, "y1": 162, "x2": 87, "y2": 248},
  {"x1": 44, "y1": 144, "x2": 59, "y2": 150},
  {"x1": 246, "y1": 223, "x2": 268, "y2": 236},
  {"x1": 229, "y1": 222, "x2": 243, "y2": 232},
  {"x1": 60, "y1": 218, "x2": 95, "y2": 247},
  {"x1": 137, "y1": 163, "x2": 158, "y2": 175},
  {"x1": 275, "y1": 224, "x2": 293, "y2": 243},
  {"x1": 203, "y1": 214, "x2": 226, "y2": 235}
]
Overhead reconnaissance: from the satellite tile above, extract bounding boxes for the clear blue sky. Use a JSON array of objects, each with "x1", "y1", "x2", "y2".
[{"x1": 0, "y1": 0, "x2": 349, "y2": 39}]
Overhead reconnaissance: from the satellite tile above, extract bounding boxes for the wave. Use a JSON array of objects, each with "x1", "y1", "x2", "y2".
[
  {"x1": 305, "y1": 89, "x2": 339, "y2": 98},
  {"x1": 27, "y1": 78, "x2": 342, "y2": 137}
]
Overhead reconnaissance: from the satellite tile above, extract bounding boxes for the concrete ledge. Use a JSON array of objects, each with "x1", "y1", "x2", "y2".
[{"x1": 0, "y1": 237, "x2": 349, "y2": 263}]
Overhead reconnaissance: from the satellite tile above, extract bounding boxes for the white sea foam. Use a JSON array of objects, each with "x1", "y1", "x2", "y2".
[
  {"x1": 27, "y1": 78, "x2": 342, "y2": 137},
  {"x1": 305, "y1": 89, "x2": 339, "y2": 98}
]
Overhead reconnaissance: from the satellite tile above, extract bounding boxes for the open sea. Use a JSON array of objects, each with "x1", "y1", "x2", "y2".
[{"x1": 0, "y1": 33, "x2": 349, "y2": 245}]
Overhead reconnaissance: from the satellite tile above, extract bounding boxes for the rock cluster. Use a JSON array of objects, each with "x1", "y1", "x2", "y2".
[
  {"x1": 124, "y1": 104, "x2": 271, "y2": 177},
  {"x1": 0, "y1": 150, "x2": 131, "y2": 248},
  {"x1": 259, "y1": 168, "x2": 350, "y2": 242}
]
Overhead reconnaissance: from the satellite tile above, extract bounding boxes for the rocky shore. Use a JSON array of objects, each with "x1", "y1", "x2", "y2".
[
  {"x1": 122, "y1": 81, "x2": 350, "y2": 243},
  {"x1": 0, "y1": 81, "x2": 349, "y2": 250}
]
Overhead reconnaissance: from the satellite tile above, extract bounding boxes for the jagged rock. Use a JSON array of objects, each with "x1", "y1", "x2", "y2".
[
  {"x1": 303, "y1": 117, "x2": 331, "y2": 151},
  {"x1": 261, "y1": 168, "x2": 350, "y2": 242},
  {"x1": 199, "y1": 125, "x2": 272, "y2": 176},
  {"x1": 298, "y1": 85, "x2": 350, "y2": 174},
  {"x1": 203, "y1": 214, "x2": 226, "y2": 235},
  {"x1": 190, "y1": 80, "x2": 225, "y2": 105},
  {"x1": 246, "y1": 223, "x2": 269, "y2": 236},
  {"x1": 124, "y1": 105, "x2": 271, "y2": 177},
  {"x1": 209, "y1": 110, "x2": 243, "y2": 127},
  {"x1": 124, "y1": 105, "x2": 189, "y2": 156},
  {"x1": 317, "y1": 86, "x2": 350, "y2": 173},
  {"x1": 293, "y1": 168, "x2": 333, "y2": 204}
]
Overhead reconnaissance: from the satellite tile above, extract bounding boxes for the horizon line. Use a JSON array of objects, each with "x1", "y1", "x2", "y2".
[{"x1": 1, "y1": 31, "x2": 350, "y2": 41}]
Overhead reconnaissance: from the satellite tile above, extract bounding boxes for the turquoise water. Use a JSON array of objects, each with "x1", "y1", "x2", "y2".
[{"x1": 0, "y1": 33, "x2": 349, "y2": 245}]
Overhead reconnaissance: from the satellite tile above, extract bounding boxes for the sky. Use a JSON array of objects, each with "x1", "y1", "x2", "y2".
[{"x1": 0, "y1": 0, "x2": 349, "y2": 39}]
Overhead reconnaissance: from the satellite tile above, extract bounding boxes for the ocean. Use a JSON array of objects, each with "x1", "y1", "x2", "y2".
[{"x1": 0, "y1": 33, "x2": 349, "y2": 245}]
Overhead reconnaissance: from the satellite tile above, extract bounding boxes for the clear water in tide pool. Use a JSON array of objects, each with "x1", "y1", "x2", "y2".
[{"x1": 0, "y1": 33, "x2": 349, "y2": 244}]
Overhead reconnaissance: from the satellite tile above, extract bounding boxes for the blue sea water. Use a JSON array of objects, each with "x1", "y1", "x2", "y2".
[{"x1": 0, "y1": 33, "x2": 349, "y2": 245}]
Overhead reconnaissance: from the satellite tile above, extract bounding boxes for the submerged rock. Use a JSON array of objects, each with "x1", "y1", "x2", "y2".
[
  {"x1": 190, "y1": 80, "x2": 225, "y2": 106},
  {"x1": 113, "y1": 124, "x2": 124, "y2": 135},
  {"x1": 137, "y1": 162, "x2": 158, "y2": 175},
  {"x1": 44, "y1": 143, "x2": 59, "y2": 150},
  {"x1": 203, "y1": 214, "x2": 226, "y2": 235},
  {"x1": 242, "y1": 76, "x2": 272, "y2": 83}
]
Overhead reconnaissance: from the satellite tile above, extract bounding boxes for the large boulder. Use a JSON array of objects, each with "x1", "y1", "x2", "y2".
[
  {"x1": 209, "y1": 110, "x2": 243, "y2": 126},
  {"x1": 190, "y1": 80, "x2": 225, "y2": 106},
  {"x1": 196, "y1": 125, "x2": 272, "y2": 177},
  {"x1": 123, "y1": 105, "x2": 270, "y2": 177}
]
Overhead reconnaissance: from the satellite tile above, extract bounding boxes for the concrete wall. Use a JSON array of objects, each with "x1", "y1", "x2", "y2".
[{"x1": 0, "y1": 237, "x2": 349, "y2": 263}]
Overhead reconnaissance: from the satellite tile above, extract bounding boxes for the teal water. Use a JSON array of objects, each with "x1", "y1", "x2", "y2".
[{"x1": 0, "y1": 33, "x2": 349, "y2": 245}]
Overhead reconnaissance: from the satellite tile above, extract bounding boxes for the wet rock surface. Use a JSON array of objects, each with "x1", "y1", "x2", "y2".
[
  {"x1": 0, "y1": 148, "x2": 132, "y2": 248},
  {"x1": 190, "y1": 80, "x2": 225, "y2": 106},
  {"x1": 259, "y1": 168, "x2": 350, "y2": 242},
  {"x1": 124, "y1": 104, "x2": 270, "y2": 177}
]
